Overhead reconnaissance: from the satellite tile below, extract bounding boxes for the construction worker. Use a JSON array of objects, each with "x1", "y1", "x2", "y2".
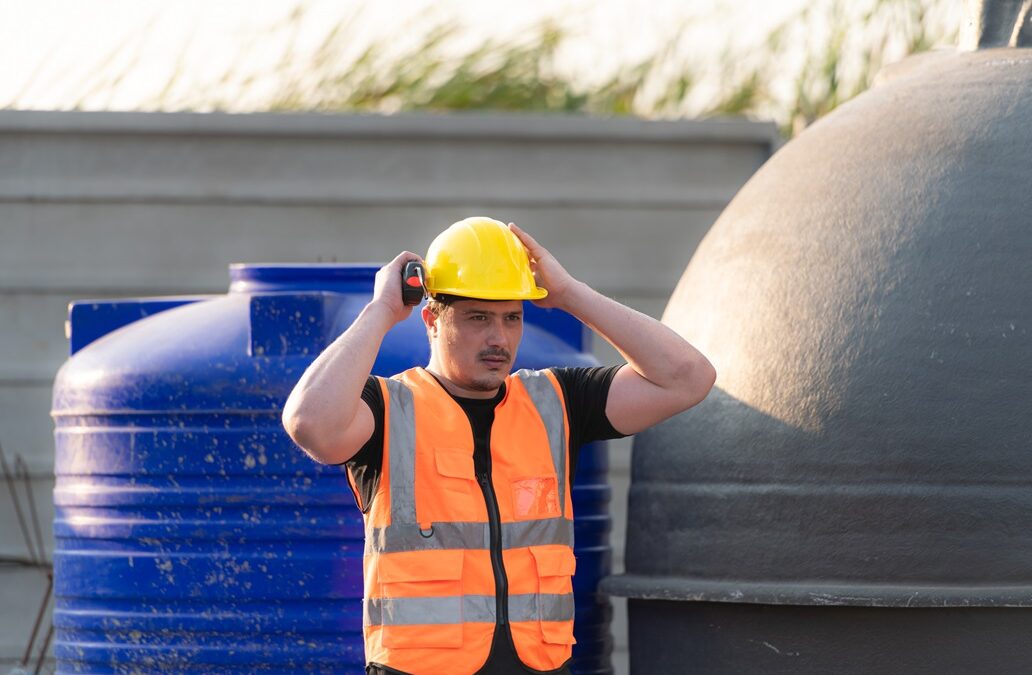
[{"x1": 282, "y1": 217, "x2": 716, "y2": 675}]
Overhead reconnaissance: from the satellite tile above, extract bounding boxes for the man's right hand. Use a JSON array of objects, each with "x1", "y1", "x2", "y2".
[{"x1": 371, "y1": 251, "x2": 424, "y2": 326}]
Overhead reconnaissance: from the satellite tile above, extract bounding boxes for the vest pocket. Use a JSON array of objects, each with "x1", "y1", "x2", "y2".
[
  {"x1": 378, "y1": 550, "x2": 465, "y2": 649},
  {"x1": 529, "y1": 545, "x2": 577, "y2": 646},
  {"x1": 511, "y1": 476, "x2": 560, "y2": 520},
  {"x1": 434, "y1": 447, "x2": 476, "y2": 497},
  {"x1": 539, "y1": 618, "x2": 576, "y2": 646}
]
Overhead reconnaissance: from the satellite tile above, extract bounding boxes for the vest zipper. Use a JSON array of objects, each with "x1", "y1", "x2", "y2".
[{"x1": 477, "y1": 469, "x2": 509, "y2": 626}]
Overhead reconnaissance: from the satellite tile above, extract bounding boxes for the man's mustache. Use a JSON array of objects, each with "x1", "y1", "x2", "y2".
[{"x1": 479, "y1": 349, "x2": 511, "y2": 361}]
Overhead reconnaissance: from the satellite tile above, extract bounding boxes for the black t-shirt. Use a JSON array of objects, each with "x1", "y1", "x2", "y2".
[
  {"x1": 345, "y1": 366, "x2": 627, "y2": 675},
  {"x1": 343, "y1": 366, "x2": 626, "y2": 514}
]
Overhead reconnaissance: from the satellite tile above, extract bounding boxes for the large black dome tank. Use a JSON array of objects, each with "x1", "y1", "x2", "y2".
[{"x1": 603, "y1": 3, "x2": 1032, "y2": 673}]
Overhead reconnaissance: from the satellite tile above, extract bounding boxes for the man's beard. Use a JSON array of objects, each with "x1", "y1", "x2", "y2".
[{"x1": 466, "y1": 375, "x2": 503, "y2": 392}]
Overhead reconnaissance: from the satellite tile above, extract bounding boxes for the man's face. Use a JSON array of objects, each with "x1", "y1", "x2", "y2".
[{"x1": 423, "y1": 299, "x2": 524, "y2": 396}]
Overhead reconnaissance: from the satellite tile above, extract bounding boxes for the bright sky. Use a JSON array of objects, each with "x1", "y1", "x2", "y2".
[
  {"x1": 0, "y1": 0, "x2": 960, "y2": 115},
  {"x1": 0, "y1": 0, "x2": 806, "y2": 111}
]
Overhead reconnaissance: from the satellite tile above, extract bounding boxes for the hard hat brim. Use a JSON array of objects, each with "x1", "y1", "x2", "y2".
[{"x1": 427, "y1": 286, "x2": 548, "y2": 301}]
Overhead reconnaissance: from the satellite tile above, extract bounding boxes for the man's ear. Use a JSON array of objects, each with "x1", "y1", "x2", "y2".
[{"x1": 421, "y1": 305, "x2": 437, "y2": 338}]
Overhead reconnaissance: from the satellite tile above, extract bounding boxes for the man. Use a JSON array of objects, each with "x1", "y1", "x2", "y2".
[{"x1": 283, "y1": 217, "x2": 715, "y2": 675}]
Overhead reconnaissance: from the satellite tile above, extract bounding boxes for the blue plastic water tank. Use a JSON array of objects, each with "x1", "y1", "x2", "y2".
[{"x1": 51, "y1": 264, "x2": 612, "y2": 674}]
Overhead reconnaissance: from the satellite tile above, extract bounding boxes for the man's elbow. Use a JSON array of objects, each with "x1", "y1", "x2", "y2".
[
  {"x1": 282, "y1": 409, "x2": 310, "y2": 453},
  {"x1": 282, "y1": 411, "x2": 332, "y2": 465},
  {"x1": 284, "y1": 407, "x2": 363, "y2": 466},
  {"x1": 281, "y1": 395, "x2": 309, "y2": 449},
  {"x1": 675, "y1": 353, "x2": 716, "y2": 410}
]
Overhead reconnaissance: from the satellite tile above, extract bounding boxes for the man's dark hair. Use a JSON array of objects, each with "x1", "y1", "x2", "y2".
[
  {"x1": 426, "y1": 294, "x2": 459, "y2": 318},
  {"x1": 426, "y1": 294, "x2": 511, "y2": 317}
]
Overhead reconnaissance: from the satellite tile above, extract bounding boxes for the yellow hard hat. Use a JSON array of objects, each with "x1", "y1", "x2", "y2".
[{"x1": 424, "y1": 217, "x2": 548, "y2": 301}]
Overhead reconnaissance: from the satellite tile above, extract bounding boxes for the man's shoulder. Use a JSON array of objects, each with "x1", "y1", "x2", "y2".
[
  {"x1": 510, "y1": 367, "x2": 568, "y2": 391},
  {"x1": 511, "y1": 367, "x2": 554, "y2": 377},
  {"x1": 369, "y1": 368, "x2": 421, "y2": 391},
  {"x1": 549, "y1": 364, "x2": 621, "y2": 384},
  {"x1": 511, "y1": 365, "x2": 621, "y2": 386}
]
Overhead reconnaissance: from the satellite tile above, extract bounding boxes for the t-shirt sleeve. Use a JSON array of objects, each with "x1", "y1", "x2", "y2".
[
  {"x1": 551, "y1": 365, "x2": 628, "y2": 478},
  {"x1": 337, "y1": 376, "x2": 385, "y2": 514}
]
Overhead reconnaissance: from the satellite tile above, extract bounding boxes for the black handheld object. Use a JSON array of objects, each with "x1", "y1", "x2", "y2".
[{"x1": 401, "y1": 261, "x2": 426, "y2": 306}]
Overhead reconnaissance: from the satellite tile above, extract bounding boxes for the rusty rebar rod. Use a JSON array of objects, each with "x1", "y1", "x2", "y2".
[
  {"x1": 15, "y1": 454, "x2": 48, "y2": 565},
  {"x1": 0, "y1": 440, "x2": 39, "y2": 564},
  {"x1": 21, "y1": 570, "x2": 54, "y2": 667}
]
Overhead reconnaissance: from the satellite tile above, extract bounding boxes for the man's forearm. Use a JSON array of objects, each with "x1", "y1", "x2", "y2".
[{"x1": 559, "y1": 280, "x2": 714, "y2": 394}]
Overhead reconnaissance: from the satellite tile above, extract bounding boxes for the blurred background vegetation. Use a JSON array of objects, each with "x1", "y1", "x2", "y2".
[
  {"x1": 14, "y1": 0, "x2": 961, "y2": 138},
  {"x1": 197, "y1": 0, "x2": 959, "y2": 137}
]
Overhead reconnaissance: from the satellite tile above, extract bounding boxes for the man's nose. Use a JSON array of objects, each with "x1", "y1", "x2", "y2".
[{"x1": 485, "y1": 319, "x2": 507, "y2": 347}]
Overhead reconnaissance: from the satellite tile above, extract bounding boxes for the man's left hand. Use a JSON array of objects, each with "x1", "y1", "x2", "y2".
[{"x1": 508, "y1": 222, "x2": 577, "y2": 309}]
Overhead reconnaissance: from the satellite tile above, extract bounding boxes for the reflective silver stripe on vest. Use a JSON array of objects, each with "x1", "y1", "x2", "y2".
[
  {"x1": 383, "y1": 378, "x2": 418, "y2": 525},
  {"x1": 364, "y1": 594, "x2": 475, "y2": 626},
  {"x1": 502, "y1": 516, "x2": 573, "y2": 550},
  {"x1": 366, "y1": 516, "x2": 574, "y2": 555},
  {"x1": 509, "y1": 592, "x2": 575, "y2": 623},
  {"x1": 366, "y1": 520, "x2": 489, "y2": 555},
  {"x1": 515, "y1": 369, "x2": 568, "y2": 518},
  {"x1": 365, "y1": 593, "x2": 574, "y2": 626}
]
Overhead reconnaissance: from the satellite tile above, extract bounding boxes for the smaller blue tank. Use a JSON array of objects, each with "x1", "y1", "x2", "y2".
[{"x1": 52, "y1": 264, "x2": 612, "y2": 674}]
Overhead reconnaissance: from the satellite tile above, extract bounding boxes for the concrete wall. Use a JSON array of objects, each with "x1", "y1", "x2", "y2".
[{"x1": 0, "y1": 109, "x2": 777, "y2": 671}]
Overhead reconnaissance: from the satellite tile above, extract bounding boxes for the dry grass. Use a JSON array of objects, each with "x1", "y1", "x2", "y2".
[{"x1": 149, "y1": 0, "x2": 960, "y2": 137}]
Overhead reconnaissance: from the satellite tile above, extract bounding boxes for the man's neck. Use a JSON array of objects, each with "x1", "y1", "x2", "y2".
[{"x1": 424, "y1": 366, "x2": 501, "y2": 400}]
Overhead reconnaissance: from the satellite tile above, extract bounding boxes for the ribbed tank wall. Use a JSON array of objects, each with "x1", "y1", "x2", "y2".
[
  {"x1": 52, "y1": 264, "x2": 611, "y2": 674},
  {"x1": 570, "y1": 443, "x2": 613, "y2": 674}
]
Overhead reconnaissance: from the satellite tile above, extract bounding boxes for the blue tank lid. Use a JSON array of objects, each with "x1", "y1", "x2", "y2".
[{"x1": 228, "y1": 263, "x2": 378, "y2": 294}]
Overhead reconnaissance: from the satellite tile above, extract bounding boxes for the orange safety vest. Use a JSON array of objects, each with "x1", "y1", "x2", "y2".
[{"x1": 354, "y1": 367, "x2": 576, "y2": 674}]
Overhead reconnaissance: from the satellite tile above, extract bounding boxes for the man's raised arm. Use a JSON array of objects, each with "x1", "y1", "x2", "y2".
[
  {"x1": 509, "y1": 224, "x2": 716, "y2": 435},
  {"x1": 281, "y1": 252, "x2": 420, "y2": 464}
]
